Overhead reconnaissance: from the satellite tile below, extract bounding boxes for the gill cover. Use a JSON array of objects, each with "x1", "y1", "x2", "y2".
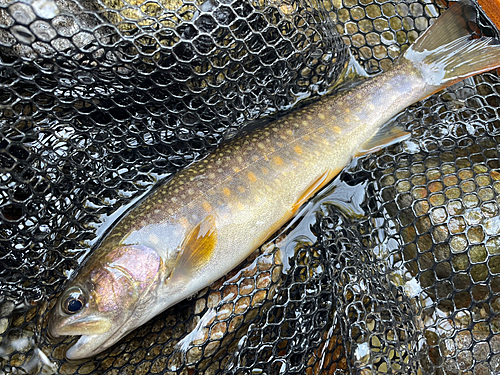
[{"x1": 48, "y1": 245, "x2": 161, "y2": 360}]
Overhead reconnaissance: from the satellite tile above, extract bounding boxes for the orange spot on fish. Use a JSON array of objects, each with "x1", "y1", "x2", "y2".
[
  {"x1": 294, "y1": 145, "x2": 303, "y2": 155},
  {"x1": 202, "y1": 201, "x2": 212, "y2": 212},
  {"x1": 247, "y1": 172, "x2": 257, "y2": 182},
  {"x1": 273, "y1": 156, "x2": 283, "y2": 166},
  {"x1": 237, "y1": 202, "x2": 245, "y2": 210},
  {"x1": 223, "y1": 187, "x2": 231, "y2": 196},
  {"x1": 318, "y1": 113, "x2": 326, "y2": 120},
  {"x1": 180, "y1": 217, "x2": 190, "y2": 228},
  {"x1": 237, "y1": 186, "x2": 245, "y2": 193},
  {"x1": 232, "y1": 166, "x2": 240, "y2": 173},
  {"x1": 333, "y1": 126, "x2": 342, "y2": 134}
]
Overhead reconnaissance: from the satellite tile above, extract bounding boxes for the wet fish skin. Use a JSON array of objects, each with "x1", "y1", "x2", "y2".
[{"x1": 48, "y1": 0, "x2": 500, "y2": 360}]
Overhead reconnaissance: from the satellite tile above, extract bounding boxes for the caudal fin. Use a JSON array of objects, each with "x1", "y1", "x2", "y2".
[{"x1": 403, "y1": 0, "x2": 500, "y2": 88}]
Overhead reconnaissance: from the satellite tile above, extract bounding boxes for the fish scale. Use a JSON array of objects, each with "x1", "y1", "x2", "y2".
[{"x1": 127, "y1": 63, "x2": 423, "y2": 246}]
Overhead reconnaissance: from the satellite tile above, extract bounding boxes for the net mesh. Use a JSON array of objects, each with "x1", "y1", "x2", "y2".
[{"x1": 1, "y1": 0, "x2": 500, "y2": 373}]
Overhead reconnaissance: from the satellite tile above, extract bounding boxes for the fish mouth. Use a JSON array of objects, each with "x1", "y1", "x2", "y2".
[
  {"x1": 65, "y1": 335, "x2": 101, "y2": 361},
  {"x1": 65, "y1": 328, "x2": 131, "y2": 361},
  {"x1": 63, "y1": 320, "x2": 132, "y2": 360},
  {"x1": 46, "y1": 326, "x2": 64, "y2": 343},
  {"x1": 50, "y1": 314, "x2": 113, "y2": 336}
]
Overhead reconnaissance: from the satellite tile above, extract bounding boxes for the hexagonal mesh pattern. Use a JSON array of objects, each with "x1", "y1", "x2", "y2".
[{"x1": 1, "y1": 0, "x2": 500, "y2": 374}]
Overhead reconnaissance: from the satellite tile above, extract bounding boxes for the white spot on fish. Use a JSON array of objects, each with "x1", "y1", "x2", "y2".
[{"x1": 149, "y1": 234, "x2": 159, "y2": 245}]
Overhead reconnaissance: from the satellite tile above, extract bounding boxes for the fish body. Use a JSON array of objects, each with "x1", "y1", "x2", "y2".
[{"x1": 48, "y1": 0, "x2": 500, "y2": 360}]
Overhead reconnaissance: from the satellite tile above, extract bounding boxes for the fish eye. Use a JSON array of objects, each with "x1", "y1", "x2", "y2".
[{"x1": 62, "y1": 287, "x2": 86, "y2": 315}]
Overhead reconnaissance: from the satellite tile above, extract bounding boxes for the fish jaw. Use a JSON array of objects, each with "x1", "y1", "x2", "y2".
[
  {"x1": 64, "y1": 324, "x2": 127, "y2": 360},
  {"x1": 66, "y1": 335, "x2": 100, "y2": 360},
  {"x1": 49, "y1": 311, "x2": 112, "y2": 338}
]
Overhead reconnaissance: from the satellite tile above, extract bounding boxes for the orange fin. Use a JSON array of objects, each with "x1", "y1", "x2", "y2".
[
  {"x1": 171, "y1": 215, "x2": 218, "y2": 281},
  {"x1": 291, "y1": 169, "x2": 341, "y2": 214},
  {"x1": 356, "y1": 124, "x2": 410, "y2": 157}
]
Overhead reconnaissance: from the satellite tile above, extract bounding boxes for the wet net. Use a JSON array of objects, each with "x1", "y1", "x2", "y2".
[{"x1": 1, "y1": 0, "x2": 500, "y2": 373}]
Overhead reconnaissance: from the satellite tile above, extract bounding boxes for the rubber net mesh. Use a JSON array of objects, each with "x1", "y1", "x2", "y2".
[{"x1": 1, "y1": 0, "x2": 500, "y2": 373}]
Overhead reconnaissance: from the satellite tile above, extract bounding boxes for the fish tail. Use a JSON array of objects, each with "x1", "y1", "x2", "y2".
[{"x1": 403, "y1": 0, "x2": 500, "y2": 90}]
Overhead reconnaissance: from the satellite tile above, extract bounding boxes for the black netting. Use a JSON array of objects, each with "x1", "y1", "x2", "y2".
[{"x1": 1, "y1": 0, "x2": 500, "y2": 374}]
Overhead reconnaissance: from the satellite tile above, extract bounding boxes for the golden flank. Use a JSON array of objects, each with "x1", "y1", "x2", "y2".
[{"x1": 49, "y1": 0, "x2": 500, "y2": 360}]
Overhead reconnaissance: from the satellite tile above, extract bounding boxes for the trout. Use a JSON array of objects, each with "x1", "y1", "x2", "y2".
[{"x1": 48, "y1": 0, "x2": 500, "y2": 360}]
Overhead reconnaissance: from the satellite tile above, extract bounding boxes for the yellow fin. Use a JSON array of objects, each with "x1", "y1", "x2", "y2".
[
  {"x1": 291, "y1": 169, "x2": 341, "y2": 214},
  {"x1": 356, "y1": 124, "x2": 410, "y2": 157},
  {"x1": 171, "y1": 215, "x2": 218, "y2": 281}
]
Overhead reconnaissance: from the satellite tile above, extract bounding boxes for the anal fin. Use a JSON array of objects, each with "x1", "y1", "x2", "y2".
[
  {"x1": 356, "y1": 124, "x2": 410, "y2": 157},
  {"x1": 170, "y1": 215, "x2": 218, "y2": 281}
]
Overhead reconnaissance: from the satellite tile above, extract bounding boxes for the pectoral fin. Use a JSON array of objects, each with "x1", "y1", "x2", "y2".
[
  {"x1": 356, "y1": 124, "x2": 410, "y2": 157},
  {"x1": 171, "y1": 215, "x2": 218, "y2": 281}
]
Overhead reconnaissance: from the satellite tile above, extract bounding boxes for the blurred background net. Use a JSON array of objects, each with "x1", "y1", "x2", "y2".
[{"x1": 1, "y1": 0, "x2": 500, "y2": 373}]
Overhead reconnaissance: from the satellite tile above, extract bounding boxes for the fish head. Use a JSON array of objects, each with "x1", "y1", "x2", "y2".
[{"x1": 48, "y1": 244, "x2": 162, "y2": 360}]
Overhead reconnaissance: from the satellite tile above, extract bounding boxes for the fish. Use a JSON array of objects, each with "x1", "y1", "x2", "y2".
[{"x1": 48, "y1": 0, "x2": 500, "y2": 360}]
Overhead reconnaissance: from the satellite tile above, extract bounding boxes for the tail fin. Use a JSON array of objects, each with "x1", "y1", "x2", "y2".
[{"x1": 403, "y1": 0, "x2": 500, "y2": 88}]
